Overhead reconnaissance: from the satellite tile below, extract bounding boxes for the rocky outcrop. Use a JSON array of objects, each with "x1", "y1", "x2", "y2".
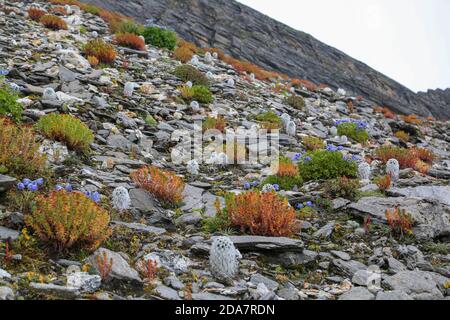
[
  {"x1": 418, "y1": 88, "x2": 450, "y2": 120},
  {"x1": 82, "y1": 0, "x2": 449, "y2": 119}
]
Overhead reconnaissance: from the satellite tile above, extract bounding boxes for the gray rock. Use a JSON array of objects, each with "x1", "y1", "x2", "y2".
[
  {"x1": 0, "y1": 226, "x2": 19, "y2": 241},
  {"x1": 227, "y1": 235, "x2": 304, "y2": 252},
  {"x1": 332, "y1": 198, "x2": 350, "y2": 210},
  {"x1": 155, "y1": 285, "x2": 181, "y2": 300},
  {"x1": 332, "y1": 259, "x2": 367, "y2": 277},
  {"x1": 66, "y1": 272, "x2": 102, "y2": 293},
  {"x1": 389, "y1": 186, "x2": 450, "y2": 206},
  {"x1": 86, "y1": 248, "x2": 141, "y2": 283},
  {"x1": 112, "y1": 221, "x2": 166, "y2": 236},
  {"x1": 56, "y1": 259, "x2": 82, "y2": 267},
  {"x1": 107, "y1": 134, "x2": 132, "y2": 150},
  {"x1": 164, "y1": 276, "x2": 185, "y2": 290},
  {"x1": 383, "y1": 271, "x2": 444, "y2": 300},
  {"x1": 351, "y1": 268, "x2": 381, "y2": 289},
  {"x1": 192, "y1": 292, "x2": 234, "y2": 300},
  {"x1": 59, "y1": 65, "x2": 79, "y2": 82},
  {"x1": 0, "y1": 268, "x2": 11, "y2": 279},
  {"x1": 250, "y1": 273, "x2": 279, "y2": 291},
  {"x1": 313, "y1": 221, "x2": 336, "y2": 239},
  {"x1": 0, "y1": 175, "x2": 16, "y2": 193},
  {"x1": 181, "y1": 184, "x2": 204, "y2": 212},
  {"x1": 139, "y1": 250, "x2": 191, "y2": 275},
  {"x1": 277, "y1": 287, "x2": 300, "y2": 300},
  {"x1": 271, "y1": 250, "x2": 318, "y2": 267},
  {"x1": 0, "y1": 287, "x2": 14, "y2": 300},
  {"x1": 331, "y1": 250, "x2": 351, "y2": 261},
  {"x1": 387, "y1": 257, "x2": 407, "y2": 273},
  {"x1": 129, "y1": 188, "x2": 161, "y2": 214},
  {"x1": 203, "y1": 282, "x2": 225, "y2": 289},
  {"x1": 376, "y1": 290, "x2": 413, "y2": 300},
  {"x1": 175, "y1": 212, "x2": 202, "y2": 226},
  {"x1": 29, "y1": 283, "x2": 80, "y2": 299},
  {"x1": 348, "y1": 197, "x2": 450, "y2": 239},
  {"x1": 339, "y1": 287, "x2": 375, "y2": 300}
]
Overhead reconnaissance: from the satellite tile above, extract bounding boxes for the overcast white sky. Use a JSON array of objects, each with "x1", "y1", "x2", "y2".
[{"x1": 237, "y1": 0, "x2": 450, "y2": 93}]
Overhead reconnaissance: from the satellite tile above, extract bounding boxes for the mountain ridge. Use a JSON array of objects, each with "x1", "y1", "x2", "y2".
[{"x1": 82, "y1": 0, "x2": 449, "y2": 120}]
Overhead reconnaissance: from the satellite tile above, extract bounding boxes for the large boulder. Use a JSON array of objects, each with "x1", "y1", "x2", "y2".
[
  {"x1": 348, "y1": 197, "x2": 450, "y2": 239},
  {"x1": 389, "y1": 186, "x2": 450, "y2": 206},
  {"x1": 383, "y1": 271, "x2": 446, "y2": 300},
  {"x1": 86, "y1": 248, "x2": 141, "y2": 284}
]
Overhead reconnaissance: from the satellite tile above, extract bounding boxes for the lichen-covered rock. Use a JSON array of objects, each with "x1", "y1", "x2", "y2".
[
  {"x1": 0, "y1": 287, "x2": 14, "y2": 300},
  {"x1": 66, "y1": 272, "x2": 102, "y2": 293},
  {"x1": 209, "y1": 236, "x2": 242, "y2": 285}
]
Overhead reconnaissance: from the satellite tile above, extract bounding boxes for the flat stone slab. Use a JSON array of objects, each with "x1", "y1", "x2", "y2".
[
  {"x1": 348, "y1": 197, "x2": 450, "y2": 239},
  {"x1": 389, "y1": 186, "x2": 450, "y2": 206},
  {"x1": 0, "y1": 226, "x2": 19, "y2": 241},
  {"x1": 195, "y1": 236, "x2": 304, "y2": 256},
  {"x1": 192, "y1": 292, "x2": 234, "y2": 300},
  {"x1": 86, "y1": 248, "x2": 141, "y2": 283},
  {"x1": 29, "y1": 283, "x2": 80, "y2": 299},
  {"x1": 112, "y1": 221, "x2": 166, "y2": 236},
  {"x1": 154, "y1": 285, "x2": 181, "y2": 300},
  {"x1": 383, "y1": 271, "x2": 445, "y2": 300},
  {"x1": 227, "y1": 235, "x2": 303, "y2": 252},
  {"x1": 0, "y1": 175, "x2": 16, "y2": 193},
  {"x1": 129, "y1": 189, "x2": 162, "y2": 214},
  {"x1": 339, "y1": 287, "x2": 375, "y2": 300}
]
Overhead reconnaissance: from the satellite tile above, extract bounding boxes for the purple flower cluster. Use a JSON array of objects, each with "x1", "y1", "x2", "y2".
[
  {"x1": 296, "y1": 201, "x2": 313, "y2": 210},
  {"x1": 55, "y1": 184, "x2": 101, "y2": 203},
  {"x1": 335, "y1": 119, "x2": 368, "y2": 130},
  {"x1": 244, "y1": 181, "x2": 259, "y2": 190},
  {"x1": 85, "y1": 191, "x2": 101, "y2": 203},
  {"x1": 343, "y1": 154, "x2": 361, "y2": 163},
  {"x1": 17, "y1": 178, "x2": 44, "y2": 192},
  {"x1": 326, "y1": 144, "x2": 344, "y2": 152},
  {"x1": 292, "y1": 153, "x2": 302, "y2": 161},
  {"x1": 55, "y1": 184, "x2": 73, "y2": 192},
  {"x1": 0, "y1": 70, "x2": 9, "y2": 76}
]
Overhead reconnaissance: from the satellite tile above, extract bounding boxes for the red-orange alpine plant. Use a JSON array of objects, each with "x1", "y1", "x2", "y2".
[
  {"x1": 218, "y1": 191, "x2": 297, "y2": 237},
  {"x1": 114, "y1": 33, "x2": 146, "y2": 51},
  {"x1": 28, "y1": 7, "x2": 46, "y2": 21},
  {"x1": 130, "y1": 166, "x2": 185, "y2": 207}
]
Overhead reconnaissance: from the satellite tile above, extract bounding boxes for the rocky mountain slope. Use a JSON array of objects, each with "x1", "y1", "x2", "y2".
[
  {"x1": 0, "y1": 1, "x2": 449, "y2": 301},
  {"x1": 82, "y1": 0, "x2": 449, "y2": 120}
]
